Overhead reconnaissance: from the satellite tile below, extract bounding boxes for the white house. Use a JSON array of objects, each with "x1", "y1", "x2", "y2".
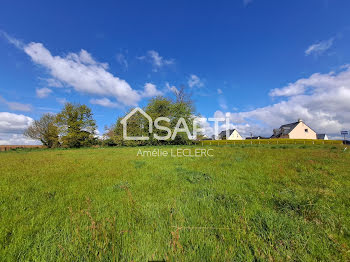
[{"x1": 217, "y1": 129, "x2": 243, "y2": 140}]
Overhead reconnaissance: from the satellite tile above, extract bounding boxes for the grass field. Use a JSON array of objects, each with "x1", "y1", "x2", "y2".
[{"x1": 0, "y1": 144, "x2": 349, "y2": 261}]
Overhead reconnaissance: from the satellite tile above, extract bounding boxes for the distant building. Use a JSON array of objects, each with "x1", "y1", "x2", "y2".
[
  {"x1": 246, "y1": 136, "x2": 268, "y2": 140},
  {"x1": 271, "y1": 119, "x2": 317, "y2": 139},
  {"x1": 217, "y1": 129, "x2": 243, "y2": 140},
  {"x1": 317, "y1": 134, "x2": 329, "y2": 140}
]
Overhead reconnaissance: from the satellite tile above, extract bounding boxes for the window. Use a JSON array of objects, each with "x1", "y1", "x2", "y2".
[{"x1": 305, "y1": 129, "x2": 308, "y2": 133}]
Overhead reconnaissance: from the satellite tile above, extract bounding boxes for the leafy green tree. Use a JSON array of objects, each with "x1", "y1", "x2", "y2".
[
  {"x1": 24, "y1": 113, "x2": 60, "y2": 148},
  {"x1": 109, "y1": 86, "x2": 197, "y2": 146},
  {"x1": 145, "y1": 96, "x2": 173, "y2": 145},
  {"x1": 111, "y1": 110, "x2": 150, "y2": 146},
  {"x1": 56, "y1": 103, "x2": 97, "y2": 148},
  {"x1": 164, "y1": 86, "x2": 196, "y2": 144}
]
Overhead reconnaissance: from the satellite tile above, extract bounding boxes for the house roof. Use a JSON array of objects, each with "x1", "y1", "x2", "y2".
[
  {"x1": 271, "y1": 121, "x2": 300, "y2": 138},
  {"x1": 317, "y1": 134, "x2": 327, "y2": 139},
  {"x1": 218, "y1": 129, "x2": 236, "y2": 137},
  {"x1": 280, "y1": 122, "x2": 300, "y2": 134},
  {"x1": 246, "y1": 136, "x2": 268, "y2": 139},
  {"x1": 271, "y1": 120, "x2": 316, "y2": 138}
]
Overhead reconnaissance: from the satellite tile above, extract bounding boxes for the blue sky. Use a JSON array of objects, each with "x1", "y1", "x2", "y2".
[{"x1": 1, "y1": 0, "x2": 350, "y2": 144}]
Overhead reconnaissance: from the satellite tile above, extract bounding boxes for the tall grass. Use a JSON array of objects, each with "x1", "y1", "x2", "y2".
[{"x1": 0, "y1": 145, "x2": 349, "y2": 260}]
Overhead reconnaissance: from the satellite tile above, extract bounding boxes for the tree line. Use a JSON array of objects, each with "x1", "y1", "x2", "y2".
[
  {"x1": 25, "y1": 87, "x2": 199, "y2": 148},
  {"x1": 24, "y1": 103, "x2": 98, "y2": 148}
]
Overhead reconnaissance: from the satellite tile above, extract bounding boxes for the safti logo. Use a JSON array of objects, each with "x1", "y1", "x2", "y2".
[
  {"x1": 120, "y1": 107, "x2": 232, "y2": 141},
  {"x1": 120, "y1": 108, "x2": 153, "y2": 140}
]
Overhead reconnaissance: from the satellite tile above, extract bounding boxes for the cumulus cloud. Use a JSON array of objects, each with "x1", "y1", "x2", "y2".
[
  {"x1": 138, "y1": 50, "x2": 174, "y2": 72},
  {"x1": 0, "y1": 112, "x2": 33, "y2": 133},
  {"x1": 215, "y1": 65, "x2": 350, "y2": 138},
  {"x1": 0, "y1": 133, "x2": 39, "y2": 145},
  {"x1": 142, "y1": 83, "x2": 163, "y2": 97},
  {"x1": 36, "y1": 87, "x2": 52, "y2": 98},
  {"x1": 305, "y1": 38, "x2": 334, "y2": 56},
  {"x1": 3, "y1": 33, "x2": 170, "y2": 108},
  {"x1": 21, "y1": 42, "x2": 141, "y2": 106},
  {"x1": 0, "y1": 112, "x2": 37, "y2": 145},
  {"x1": 90, "y1": 97, "x2": 120, "y2": 108},
  {"x1": 188, "y1": 74, "x2": 204, "y2": 88},
  {"x1": 270, "y1": 66, "x2": 350, "y2": 97},
  {"x1": 90, "y1": 83, "x2": 163, "y2": 108},
  {"x1": 0, "y1": 96, "x2": 32, "y2": 112},
  {"x1": 194, "y1": 117, "x2": 215, "y2": 138}
]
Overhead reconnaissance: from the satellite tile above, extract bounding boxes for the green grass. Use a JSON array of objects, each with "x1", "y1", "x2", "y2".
[{"x1": 0, "y1": 145, "x2": 349, "y2": 261}]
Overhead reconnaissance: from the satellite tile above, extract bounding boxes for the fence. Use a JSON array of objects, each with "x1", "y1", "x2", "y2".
[
  {"x1": 198, "y1": 139, "x2": 343, "y2": 146},
  {"x1": 0, "y1": 145, "x2": 45, "y2": 152}
]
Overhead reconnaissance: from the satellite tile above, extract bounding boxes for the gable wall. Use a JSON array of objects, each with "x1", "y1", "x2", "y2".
[
  {"x1": 288, "y1": 122, "x2": 317, "y2": 139},
  {"x1": 228, "y1": 130, "x2": 243, "y2": 140}
]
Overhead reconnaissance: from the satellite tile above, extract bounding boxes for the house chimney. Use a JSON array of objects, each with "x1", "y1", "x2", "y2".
[{"x1": 298, "y1": 119, "x2": 303, "y2": 123}]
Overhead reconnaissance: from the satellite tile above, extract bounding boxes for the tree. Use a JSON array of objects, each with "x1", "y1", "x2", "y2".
[
  {"x1": 110, "y1": 86, "x2": 197, "y2": 146},
  {"x1": 145, "y1": 96, "x2": 173, "y2": 145},
  {"x1": 171, "y1": 86, "x2": 196, "y2": 144},
  {"x1": 56, "y1": 103, "x2": 97, "y2": 148},
  {"x1": 24, "y1": 113, "x2": 59, "y2": 148},
  {"x1": 110, "y1": 109, "x2": 150, "y2": 146},
  {"x1": 174, "y1": 85, "x2": 193, "y2": 106}
]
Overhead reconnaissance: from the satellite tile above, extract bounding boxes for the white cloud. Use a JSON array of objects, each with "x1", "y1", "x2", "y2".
[
  {"x1": 0, "y1": 112, "x2": 33, "y2": 133},
  {"x1": 219, "y1": 103, "x2": 228, "y2": 111},
  {"x1": 20, "y1": 42, "x2": 141, "y2": 106},
  {"x1": 305, "y1": 38, "x2": 334, "y2": 56},
  {"x1": 90, "y1": 98, "x2": 120, "y2": 108},
  {"x1": 0, "y1": 30, "x2": 24, "y2": 49},
  {"x1": 0, "y1": 96, "x2": 32, "y2": 112},
  {"x1": 216, "y1": 65, "x2": 350, "y2": 138},
  {"x1": 270, "y1": 66, "x2": 350, "y2": 97},
  {"x1": 188, "y1": 74, "x2": 204, "y2": 88},
  {"x1": 116, "y1": 53, "x2": 128, "y2": 70},
  {"x1": 56, "y1": 97, "x2": 67, "y2": 105},
  {"x1": 138, "y1": 50, "x2": 174, "y2": 72},
  {"x1": 142, "y1": 83, "x2": 163, "y2": 97},
  {"x1": 217, "y1": 88, "x2": 223, "y2": 94},
  {"x1": 45, "y1": 78, "x2": 63, "y2": 87},
  {"x1": 4, "y1": 34, "x2": 168, "y2": 106},
  {"x1": 0, "y1": 133, "x2": 39, "y2": 145},
  {"x1": 166, "y1": 82, "x2": 179, "y2": 95},
  {"x1": 36, "y1": 87, "x2": 52, "y2": 98},
  {"x1": 0, "y1": 112, "x2": 38, "y2": 145},
  {"x1": 7, "y1": 102, "x2": 32, "y2": 112},
  {"x1": 195, "y1": 117, "x2": 215, "y2": 138}
]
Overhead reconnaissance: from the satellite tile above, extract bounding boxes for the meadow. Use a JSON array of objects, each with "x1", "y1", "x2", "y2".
[{"x1": 0, "y1": 144, "x2": 349, "y2": 261}]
